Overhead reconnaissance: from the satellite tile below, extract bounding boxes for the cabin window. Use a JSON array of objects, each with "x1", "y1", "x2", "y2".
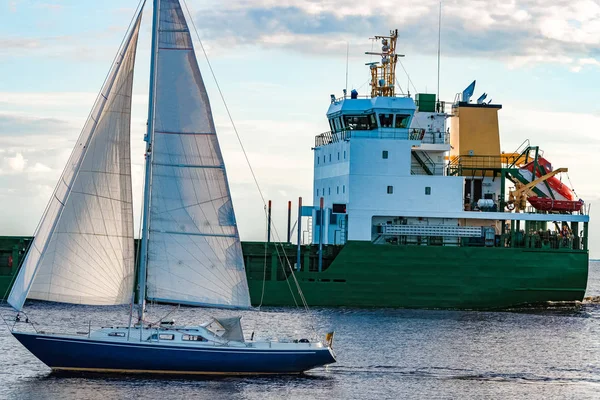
[
  {"x1": 337, "y1": 186, "x2": 339, "y2": 194},
  {"x1": 317, "y1": 156, "x2": 319, "y2": 165},
  {"x1": 329, "y1": 154, "x2": 331, "y2": 162},
  {"x1": 425, "y1": 186, "x2": 431, "y2": 195},
  {"x1": 387, "y1": 186, "x2": 394, "y2": 194},
  {"x1": 328, "y1": 187, "x2": 331, "y2": 195},
  {"x1": 322, "y1": 188, "x2": 325, "y2": 197},
  {"x1": 343, "y1": 185, "x2": 345, "y2": 193},
  {"x1": 317, "y1": 189, "x2": 320, "y2": 196},
  {"x1": 182, "y1": 334, "x2": 207, "y2": 342},
  {"x1": 395, "y1": 114, "x2": 411, "y2": 128},
  {"x1": 343, "y1": 114, "x2": 377, "y2": 131},
  {"x1": 338, "y1": 152, "x2": 340, "y2": 160},
  {"x1": 379, "y1": 113, "x2": 394, "y2": 128},
  {"x1": 323, "y1": 155, "x2": 325, "y2": 163},
  {"x1": 382, "y1": 150, "x2": 389, "y2": 159},
  {"x1": 344, "y1": 151, "x2": 346, "y2": 159},
  {"x1": 158, "y1": 334, "x2": 175, "y2": 341},
  {"x1": 108, "y1": 332, "x2": 125, "y2": 337}
]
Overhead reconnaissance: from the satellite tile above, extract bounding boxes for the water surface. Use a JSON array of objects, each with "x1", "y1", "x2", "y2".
[{"x1": 2, "y1": 262, "x2": 600, "y2": 399}]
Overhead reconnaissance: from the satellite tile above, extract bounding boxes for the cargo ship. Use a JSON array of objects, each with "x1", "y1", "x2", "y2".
[{"x1": 0, "y1": 30, "x2": 589, "y2": 309}]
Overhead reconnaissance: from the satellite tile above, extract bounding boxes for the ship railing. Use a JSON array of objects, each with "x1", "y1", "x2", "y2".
[
  {"x1": 447, "y1": 154, "x2": 519, "y2": 176},
  {"x1": 376, "y1": 231, "x2": 587, "y2": 251},
  {"x1": 314, "y1": 130, "x2": 351, "y2": 147},
  {"x1": 332, "y1": 94, "x2": 412, "y2": 102},
  {"x1": 411, "y1": 129, "x2": 450, "y2": 145},
  {"x1": 315, "y1": 128, "x2": 449, "y2": 147},
  {"x1": 2, "y1": 312, "x2": 39, "y2": 334}
]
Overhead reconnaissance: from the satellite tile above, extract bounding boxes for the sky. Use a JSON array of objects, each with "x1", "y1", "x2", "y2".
[{"x1": 1, "y1": 0, "x2": 600, "y2": 255}]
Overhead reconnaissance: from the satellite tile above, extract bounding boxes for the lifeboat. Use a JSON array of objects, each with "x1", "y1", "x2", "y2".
[
  {"x1": 520, "y1": 157, "x2": 575, "y2": 201},
  {"x1": 528, "y1": 196, "x2": 584, "y2": 212}
]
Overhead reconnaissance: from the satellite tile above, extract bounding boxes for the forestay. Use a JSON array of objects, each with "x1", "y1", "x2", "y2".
[
  {"x1": 144, "y1": 0, "x2": 250, "y2": 309},
  {"x1": 7, "y1": 10, "x2": 143, "y2": 311}
]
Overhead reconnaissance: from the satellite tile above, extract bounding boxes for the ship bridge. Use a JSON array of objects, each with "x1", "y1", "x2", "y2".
[{"x1": 324, "y1": 96, "x2": 416, "y2": 140}]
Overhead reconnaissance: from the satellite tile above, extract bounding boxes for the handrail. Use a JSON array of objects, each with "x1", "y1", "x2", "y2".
[
  {"x1": 447, "y1": 153, "x2": 531, "y2": 171},
  {"x1": 412, "y1": 151, "x2": 435, "y2": 175},
  {"x1": 314, "y1": 130, "x2": 351, "y2": 147},
  {"x1": 315, "y1": 127, "x2": 449, "y2": 147}
]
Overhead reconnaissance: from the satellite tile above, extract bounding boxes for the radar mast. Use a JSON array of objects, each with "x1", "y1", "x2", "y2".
[{"x1": 366, "y1": 29, "x2": 404, "y2": 98}]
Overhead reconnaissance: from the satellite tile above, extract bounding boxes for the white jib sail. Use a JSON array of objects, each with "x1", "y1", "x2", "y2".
[
  {"x1": 145, "y1": 0, "x2": 251, "y2": 309},
  {"x1": 7, "y1": 10, "x2": 143, "y2": 311}
]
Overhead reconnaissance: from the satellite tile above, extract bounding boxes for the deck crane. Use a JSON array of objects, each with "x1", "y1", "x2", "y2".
[{"x1": 506, "y1": 168, "x2": 568, "y2": 212}]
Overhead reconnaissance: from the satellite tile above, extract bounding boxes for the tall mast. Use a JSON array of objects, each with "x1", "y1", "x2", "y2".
[
  {"x1": 138, "y1": 0, "x2": 160, "y2": 322},
  {"x1": 436, "y1": 1, "x2": 442, "y2": 104},
  {"x1": 365, "y1": 29, "x2": 404, "y2": 98}
]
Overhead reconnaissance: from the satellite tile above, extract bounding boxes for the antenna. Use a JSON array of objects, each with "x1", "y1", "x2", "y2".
[
  {"x1": 436, "y1": 1, "x2": 442, "y2": 104},
  {"x1": 345, "y1": 42, "x2": 349, "y2": 94},
  {"x1": 461, "y1": 80, "x2": 476, "y2": 102}
]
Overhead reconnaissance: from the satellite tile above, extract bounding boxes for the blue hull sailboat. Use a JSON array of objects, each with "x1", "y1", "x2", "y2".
[
  {"x1": 7, "y1": 0, "x2": 335, "y2": 375},
  {"x1": 11, "y1": 324, "x2": 335, "y2": 375}
]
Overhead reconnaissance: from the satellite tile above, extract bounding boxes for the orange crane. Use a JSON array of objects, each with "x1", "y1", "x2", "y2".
[{"x1": 506, "y1": 168, "x2": 568, "y2": 212}]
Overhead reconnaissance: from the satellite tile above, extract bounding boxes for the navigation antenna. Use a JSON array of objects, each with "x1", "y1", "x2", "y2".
[
  {"x1": 345, "y1": 42, "x2": 349, "y2": 96},
  {"x1": 437, "y1": 1, "x2": 443, "y2": 104},
  {"x1": 365, "y1": 29, "x2": 404, "y2": 97}
]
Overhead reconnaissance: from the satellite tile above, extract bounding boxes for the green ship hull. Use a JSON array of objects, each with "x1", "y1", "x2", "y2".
[
  {"x1": 244, "y1": 241, "x2": 588, "y2": 309},
  {"x1": 1, "y1": 237, "x2": 588, "y2": 309}
]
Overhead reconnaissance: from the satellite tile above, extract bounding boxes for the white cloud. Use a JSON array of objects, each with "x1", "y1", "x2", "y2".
[
  {"x1": 188, "y1": 0, "x2": 600, "y2": 70},
  {"x1": 1, "y1": 152, "x2": 26, "y2": 173},
  {"x1": 570, "y1": 57, "x2": 600, "y2": 72}
]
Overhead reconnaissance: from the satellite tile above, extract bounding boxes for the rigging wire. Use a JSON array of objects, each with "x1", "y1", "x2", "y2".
[
  {"x1": 566, "y1": 172, "x2": 579, "y2": 199},
  {"x1": 181, "y1": 1, "x2": 312, "y2": 316},
  {"x1": 398, "y1": 59, "x2": 419, "y2": 94}
]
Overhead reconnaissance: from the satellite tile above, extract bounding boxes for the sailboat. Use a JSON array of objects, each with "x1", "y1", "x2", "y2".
[{"x1": 7, "y1": 0, "x2": 336, "y2": 375}]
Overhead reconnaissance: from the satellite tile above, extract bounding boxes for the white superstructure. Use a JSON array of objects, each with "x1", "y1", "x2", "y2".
[
  {"x1": 309, "y1": 29, "x2": 589, "y2": 252},
  {"x1": 313, "y1": 95, "x2": 462, "y2": 244}
]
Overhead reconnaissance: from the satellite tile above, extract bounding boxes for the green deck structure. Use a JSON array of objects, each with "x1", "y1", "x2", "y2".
[{"x1": 1, "y1": 237, "x2": 588, "y2": 310}]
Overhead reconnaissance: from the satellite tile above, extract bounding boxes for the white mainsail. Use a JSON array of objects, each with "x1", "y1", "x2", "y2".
[
  {"x1": 7, "y1": 10, "x2": 143, "y2": 311},
  {"x1": 145, "y1": 0, "x2": 251, "y2": 308}
]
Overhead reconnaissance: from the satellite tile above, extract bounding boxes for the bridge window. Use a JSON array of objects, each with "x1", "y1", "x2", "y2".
[
  {"x1": 334, "y1": 118, "x2": 342, "y2": 131},
  {"x1": 387, "y1": 186, "x2": 394, "y2": 194},
  {"x1": 425, "y1": 186, "x2": 431, "y2": 195},
  {"x1": 328, "y1": 119, "x2": 335, "y2": 132},
  {"x1": 379, "y1": 113, "x2": 393, "y2": 128},
  {"x1": 343, "y1": 114, "x2": 377, "y2": 130},
  {"x1": 382, "y1": 150, "x2": 388, "y2": 159},
  {"x1": 395, "y1": 114, "x2": 411, "y2": 129}
]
